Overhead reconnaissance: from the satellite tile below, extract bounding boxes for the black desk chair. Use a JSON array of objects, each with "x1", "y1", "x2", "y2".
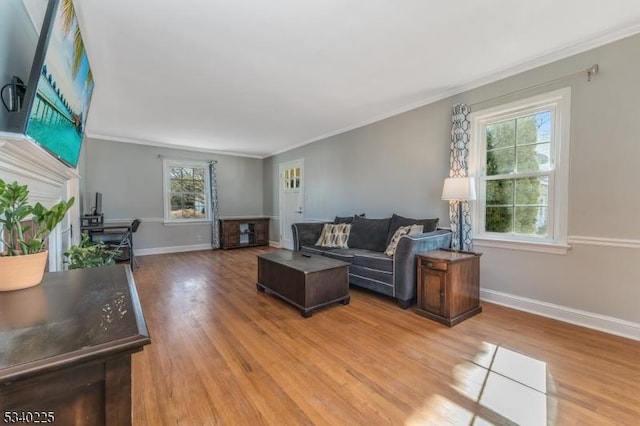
[{"x1": 104, "y1": 219, "x2": 141, "y2": 268}]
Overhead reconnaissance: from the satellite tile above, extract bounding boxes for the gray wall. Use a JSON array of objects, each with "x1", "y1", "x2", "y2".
[
  {"x1": 263, "y1": 100, "x2": 452, "y2": 240},
  {"x1": 452, "y1": 34, "x2": 640, "y2": 325},
  {"x1": 0, "y1": 0, "x2": 40, "y2": 130},
  {"x1": 85, "y1": 138, "x2": 264, "y2": 252},
  {"x1": 265, "y1": 33, "x2": 640, "y2": 327}
]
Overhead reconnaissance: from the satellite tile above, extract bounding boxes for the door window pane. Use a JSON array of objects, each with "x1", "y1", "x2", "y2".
[{"x1": 284, "y1": 167, "x2": 301, "y2": 190}]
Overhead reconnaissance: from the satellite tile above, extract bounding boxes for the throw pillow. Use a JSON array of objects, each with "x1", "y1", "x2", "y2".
[
  {"x1": 333, "y1": 213, "x2": 366, "y2": 224},
  {"x1": 385, "y1": 214, "x2": 439, "y2": 247},
  {"x1": 408, "y1": 224, "x2": 424, "y2": 235},
  {"x1": 347, "y1": 216, "x2": 392, "y2": 252},
  {"x1": 384, "y1": 225, "x2": 411, "y2": 256},
  {"x1": 316, "y1": 224, "x2": 351, "y2": 248}
]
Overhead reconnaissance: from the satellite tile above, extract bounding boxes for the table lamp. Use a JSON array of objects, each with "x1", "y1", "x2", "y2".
[{"x1": 442, "y1": 177, "x2": 476, "y2": 251}]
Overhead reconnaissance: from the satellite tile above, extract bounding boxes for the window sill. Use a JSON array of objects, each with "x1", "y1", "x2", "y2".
[
  {"x1": 473, "y1": 237, "x2": 571, "y2": 255},
  {"x1": 163, "y1": 220, "x2": 212, "y2": 226}
]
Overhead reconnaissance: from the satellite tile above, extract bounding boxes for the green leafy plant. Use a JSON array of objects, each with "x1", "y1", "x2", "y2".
[
  {"x1": 0, "y1": 179, "x2": 75, "y2": 256},
  {"x1": 64, "y1": 233, "x2": 121, "y2": 269}
]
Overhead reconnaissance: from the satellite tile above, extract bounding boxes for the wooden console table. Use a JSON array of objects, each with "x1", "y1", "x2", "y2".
[
  {"x1": 0, "y1": 265, "x2": 150, "y2": 425},
  {"x1": 416, "y1": 250, "x2": 482, "y2": 326},
  {"x1": 220, "y1": 217, "x2": 269, "y2": 249}
]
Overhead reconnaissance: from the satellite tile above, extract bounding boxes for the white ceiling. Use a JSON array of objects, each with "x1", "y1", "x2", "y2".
[{"x1": 64, "y1": 0, "x2": 640, "y2": 158}]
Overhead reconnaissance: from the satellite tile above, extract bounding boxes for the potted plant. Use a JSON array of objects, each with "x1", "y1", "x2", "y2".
[
  {"x1": 64, "y1": 233, "x2": 121, "y2": 270},
  {"x1": 0, "y1": 179, "x2": 74, "y2": 291}
]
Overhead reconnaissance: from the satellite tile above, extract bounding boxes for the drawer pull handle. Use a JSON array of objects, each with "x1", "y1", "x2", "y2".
[
  {"x1": 426, "y1": 262, "x2": 433, "y2": 268},
  {"x1": 440, "y1": 291, "x2": 445, "y2": 297}
]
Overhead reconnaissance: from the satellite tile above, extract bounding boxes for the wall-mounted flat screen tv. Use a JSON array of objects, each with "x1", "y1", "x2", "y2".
[{"x1": 8, "y1": 0, "x2": 94, "y2": 168}]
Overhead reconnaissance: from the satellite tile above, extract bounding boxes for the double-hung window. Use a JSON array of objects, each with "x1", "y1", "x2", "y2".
[
  {"x1": 162, "y1": 159, "x2": 210, "y2": 223},
  {"x1": 471, "y1": 88, "x2": 571, "y2": 253}
]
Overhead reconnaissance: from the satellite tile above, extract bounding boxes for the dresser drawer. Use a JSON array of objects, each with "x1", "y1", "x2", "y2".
[{"x1": 421, "y1": 259, "x2": 448, "y2": 271}]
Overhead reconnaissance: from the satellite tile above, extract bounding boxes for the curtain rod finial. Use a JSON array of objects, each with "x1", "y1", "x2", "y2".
[{"x1": 587, "y1": 64, "x2": 599, "y2": 82}]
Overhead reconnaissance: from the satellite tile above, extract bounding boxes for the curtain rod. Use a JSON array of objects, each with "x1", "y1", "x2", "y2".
[
  {"x1": 469, "y1": 64, "x2": 599, "y2": 110},
  {"x1": 157, "y1": 154, "x2": 217, "y2": 163}
]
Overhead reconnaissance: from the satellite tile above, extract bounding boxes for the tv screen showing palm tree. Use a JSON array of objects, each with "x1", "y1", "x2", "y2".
[{"x1": 25, "y1": 0, "x2": 94, "y2": 168}]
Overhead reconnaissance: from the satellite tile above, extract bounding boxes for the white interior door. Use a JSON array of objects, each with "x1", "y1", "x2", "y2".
[{"x1": 279, "y1": 159, "x2": 304, "y2": 250}]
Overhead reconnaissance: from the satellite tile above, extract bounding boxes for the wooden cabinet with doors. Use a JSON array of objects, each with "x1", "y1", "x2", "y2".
[
  {"x1": 416, "y1": 250, "x2": 482, "y2": 326},
  {"x1": 220, "y1": 218, "x2": 270, "y2": 249}
]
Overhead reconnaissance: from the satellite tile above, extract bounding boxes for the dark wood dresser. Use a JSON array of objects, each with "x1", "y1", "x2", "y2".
[
  {"x1": 0, "y1": 265, "x2": 150, "y2": 425},
  {"x1": 220, "y1": 217, "x2": 270, "y2": 249},
  {"x1": 416, "y1": 250, "x2": 482, "y2": 326}
]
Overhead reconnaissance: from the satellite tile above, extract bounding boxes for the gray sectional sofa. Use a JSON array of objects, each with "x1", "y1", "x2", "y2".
[{"x1": 292, "y1": 214, "x2": 452, "y2": 308}]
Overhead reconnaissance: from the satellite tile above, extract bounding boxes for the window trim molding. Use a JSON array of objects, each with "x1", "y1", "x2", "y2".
[
  {"x1": 473, "y1": 237, "x2": 571, "y2": 255},
  {"x1": 162, "y1": 158, "x2": 211, "y2": 224},
  {"x1": 469, "y1": 87, "x2": 571, "y2": 254}
]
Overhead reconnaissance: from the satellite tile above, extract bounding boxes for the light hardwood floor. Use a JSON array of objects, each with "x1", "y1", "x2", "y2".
[{"x1": 131, "y1": 247, "x2": 640, "y2": 425}]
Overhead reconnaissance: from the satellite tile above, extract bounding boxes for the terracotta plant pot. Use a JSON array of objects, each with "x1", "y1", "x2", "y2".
[
  {"x1": 0, "y1": 284, "x2": 48, "y2": 327},
  {"x1": 0, "y1": 250, "x2": 48, "y2": 291}
]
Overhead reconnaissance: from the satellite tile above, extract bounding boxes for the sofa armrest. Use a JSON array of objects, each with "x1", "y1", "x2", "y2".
[
  {"x1": 291, "y1": 222, "x2": 327, "y2": 250},
  {"x1": 392, "y1": 229, "x2": 452, "y2": 304}
]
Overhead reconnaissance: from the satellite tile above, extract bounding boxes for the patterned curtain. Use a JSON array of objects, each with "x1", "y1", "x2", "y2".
[
  {"x1": 209, "y1": 160, "x2": 220, "y2": 249},
  {"x1": 449, "y1": 104, "x2": 472, "y2": 251}
]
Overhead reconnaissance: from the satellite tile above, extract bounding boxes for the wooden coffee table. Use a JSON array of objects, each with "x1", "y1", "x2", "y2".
[{"x1": 257, "y1": 251, "x2": 350, "y2": 317}]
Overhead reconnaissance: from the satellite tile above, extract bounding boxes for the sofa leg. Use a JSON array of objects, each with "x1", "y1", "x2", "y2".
[{"x1": 397, "y1": 298, "x2": 413, "y2": 309}]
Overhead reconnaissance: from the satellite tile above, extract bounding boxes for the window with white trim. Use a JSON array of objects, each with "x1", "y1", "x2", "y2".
[
  {"x1": 471, "y1": 88, "x2": 571, "y2": 252},
  {"x1": 162, "y1": 159, "x2": 210, "y2": 223}
]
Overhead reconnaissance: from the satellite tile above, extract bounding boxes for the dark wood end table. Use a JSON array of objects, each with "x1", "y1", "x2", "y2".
[{"x1": 416, "y1": 250, "x2": 482, "y2": 326}]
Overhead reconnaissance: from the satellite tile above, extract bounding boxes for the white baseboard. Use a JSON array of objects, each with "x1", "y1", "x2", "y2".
[
  {"x1": 481, "y1": 289, "x2": 640, "y2": 341},
  {"x1": 136, "y1": 244, "x2": 212, "y2": 256},
  {"x1": 137, "y1": 242, "x2": 280, "y2": 255}
]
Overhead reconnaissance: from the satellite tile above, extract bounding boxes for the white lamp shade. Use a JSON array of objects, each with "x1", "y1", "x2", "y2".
[{"x1": 442, "y1": 177, "x2": 476, "y2": 201}]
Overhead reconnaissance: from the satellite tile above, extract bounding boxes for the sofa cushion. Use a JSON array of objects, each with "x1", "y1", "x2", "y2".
[
  {"x1": 300, "y1": 245, "x2": 335, "y2": 256},
  {"x1": 323, "y1": 248, "x2": 358, "y2": 263},
  {"x1": 349, "y1": 264, "x2": 393, "y2": 286},
  {"x1": 316, "y1": 223, "x2": 351, "y2": 248},
  {"x1": 347, "y1": 216, "x2": 391, "y2": 252},
  {"x1": 352, "y1": 250, "x2": 393, "y2": 273},
  {"x1": 386, "y1": 213, "x2": 439, "y2": 246}
]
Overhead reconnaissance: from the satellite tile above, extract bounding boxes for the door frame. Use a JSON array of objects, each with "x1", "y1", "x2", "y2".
[{"x1": 278, "y1": 158, "x2": 304, "y2": 250}]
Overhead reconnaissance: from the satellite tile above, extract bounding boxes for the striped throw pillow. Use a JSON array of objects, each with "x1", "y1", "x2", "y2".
[{"x1": 316, "y1": 224, "x2": 351, "y2": 248}]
